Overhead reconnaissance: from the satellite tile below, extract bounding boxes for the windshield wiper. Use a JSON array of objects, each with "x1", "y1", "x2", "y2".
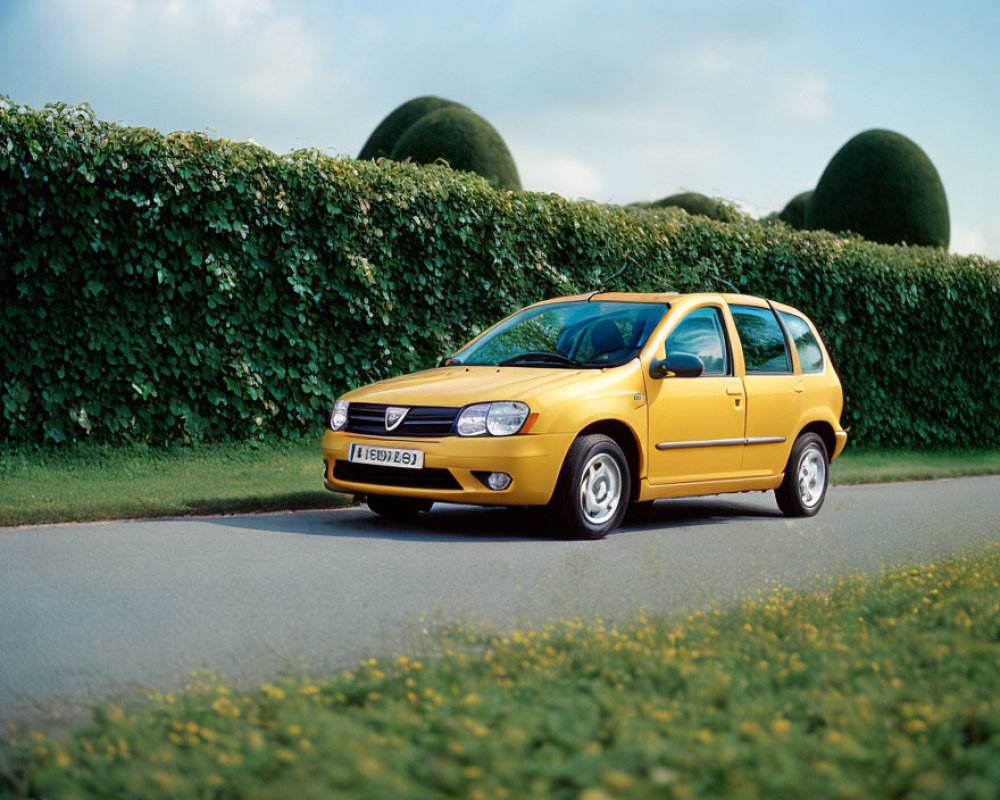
[{"x1": 499, "y1": 351, "x2": 584, "y2": 368}]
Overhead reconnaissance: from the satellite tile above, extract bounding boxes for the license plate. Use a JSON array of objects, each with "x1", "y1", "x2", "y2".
[{"x1": 348, "y1": 443, "x2": 424, "y2": 469}]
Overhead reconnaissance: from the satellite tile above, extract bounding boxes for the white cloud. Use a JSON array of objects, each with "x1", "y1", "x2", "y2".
[
  {"x1": 680, "y1": 42, "x2": 769, "y2": 82},
  {"x1": 771, "y1": 71, "x2": 831, "y2": 122},
  {"x1": 951, "y1": 223, "x2": 999, "y2": 259},
  {"x1": 10, "y1": 0, "x2": 343, "y2": 144},
  {"x1": 517, "y1": 150, "x2": 604, "y2": 200}
]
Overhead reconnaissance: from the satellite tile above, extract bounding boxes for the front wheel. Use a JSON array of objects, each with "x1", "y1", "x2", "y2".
[
  {"x1": 775, "y1": 433, "x2": 829, "y2": 517},
  {"x1": 366, "y1": 494, "x2": 433, "y2": 521},
  {"x1": 548, "y1": 434, "x2": 631, "y2": 539}
]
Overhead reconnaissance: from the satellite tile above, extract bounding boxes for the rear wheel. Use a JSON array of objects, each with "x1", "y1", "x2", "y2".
[
  {"x1": 548, "y1": 434, "x2": 631, "y2": 539},
  {"x1": 366, "y1": 494, "x2": 433, "y2": 521},
  {"x1": 775, "y1": 433, "x2": 829, "y2": 517}
]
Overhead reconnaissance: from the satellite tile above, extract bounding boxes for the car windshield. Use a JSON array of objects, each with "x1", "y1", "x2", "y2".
[{"x1": 451, "y1": 301, "x2": 669, "y2": 368}]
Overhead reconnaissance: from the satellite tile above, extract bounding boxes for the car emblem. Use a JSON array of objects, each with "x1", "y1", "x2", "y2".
[{"x1": 384, "y1": 406, "x2": 409, "y2": 431}]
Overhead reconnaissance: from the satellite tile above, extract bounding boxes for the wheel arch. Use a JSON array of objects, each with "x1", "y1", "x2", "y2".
[
  {"x1": 797, "y1": 419, "x2": 836, "y2": 460},
  {"x1": 577, "y1": 419, "x2": 644, "y2": 501}
]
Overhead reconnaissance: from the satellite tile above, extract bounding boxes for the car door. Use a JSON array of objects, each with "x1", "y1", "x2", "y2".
[
  {"x1": 728, "y1": 302, "x2": 806, "y2": 476},
  {"x1": 646, "y1": 305, "x2": 746, "y2": 484}
]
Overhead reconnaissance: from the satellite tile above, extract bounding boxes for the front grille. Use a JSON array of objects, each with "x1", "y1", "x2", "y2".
[
  {"x1": 333, "y1": 461, "x2": 462, "y2": 490},
  {"x1": 346, "y1": 403, "x2": 459, "y2": 438}
]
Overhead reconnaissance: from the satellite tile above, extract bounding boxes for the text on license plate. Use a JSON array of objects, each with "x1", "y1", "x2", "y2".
[{"x1": 348, "y1": 443, "x2": 424, "y2": 469}]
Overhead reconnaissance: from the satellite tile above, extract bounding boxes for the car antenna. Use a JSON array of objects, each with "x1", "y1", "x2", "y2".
[
  {"x1": 710, "y1": 271, "x2": 740, "y2": 294},
  {"x1": 589, "y1": 262, "x2": 628, "y2": 297}
]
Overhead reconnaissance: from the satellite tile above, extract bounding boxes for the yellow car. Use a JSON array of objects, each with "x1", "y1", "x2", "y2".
[{"x1": 323, "y1": 292, "x2": 847, "y2": 538}]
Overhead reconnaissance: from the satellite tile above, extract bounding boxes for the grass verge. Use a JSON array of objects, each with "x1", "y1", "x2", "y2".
[
  {"x1": 3, "y1": 546, "x2": 1000, "y2": 798},
  {"x1": 830, "y1": 448, "x2": 1000, "y2": 485},
  {"x1": 0, "y1": 439, "x2": 349, "y2": 527},
  {"x1": 2, "y1": 441, "x2": 999, "y2": 527}
]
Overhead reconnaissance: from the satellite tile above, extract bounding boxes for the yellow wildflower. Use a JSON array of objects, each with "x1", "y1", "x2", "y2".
[
  {"x1": 151, "y1": 771, "x2": 175, "y2": 790},
  {"x1": 579, "y1": 788, "x2": 612, "y2": 800},
  {"x1": 602, "y1": 771, "x2": 634, "y2": 791}
]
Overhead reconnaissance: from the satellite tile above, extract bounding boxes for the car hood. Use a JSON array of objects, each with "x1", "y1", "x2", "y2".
[{"x1": 342, "y1": 365, "x2": 615, "y2": 408}]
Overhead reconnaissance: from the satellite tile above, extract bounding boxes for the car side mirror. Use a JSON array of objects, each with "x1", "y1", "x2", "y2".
[{"x1": 649, "y1": 353, "x2": 705, "y2": 379}]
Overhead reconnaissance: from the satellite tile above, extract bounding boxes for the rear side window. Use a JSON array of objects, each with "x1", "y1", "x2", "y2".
[
  {"x1": 778, "y1": 311, "x2": 825, "y2": 374},
  {"x1": 730, "y1": 305, "x2": 791, "y2": 373},
  {"x1": 664, "y1": 306, "x2": 730, "y2": 376}
]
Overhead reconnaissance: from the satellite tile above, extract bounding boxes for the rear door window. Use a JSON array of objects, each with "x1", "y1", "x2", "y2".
[
  {"x1": 729, "y1": 305, "x2": 791, "y2": 373},
  {"x1": 778, "y1": 311, "x2": 824, "y2": 374}
]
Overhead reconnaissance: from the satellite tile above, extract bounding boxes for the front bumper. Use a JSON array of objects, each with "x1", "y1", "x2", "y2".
[{"x1": 322, "y1": 429, "x2": 575, "y2": 506}]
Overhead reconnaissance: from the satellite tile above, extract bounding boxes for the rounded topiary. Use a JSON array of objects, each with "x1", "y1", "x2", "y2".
[
  {"x1": 390, "y1": 106, "x2": 521, "y2": 190},
  {"x1": 647, "y1": 192, "x2": 734, "y2": 221},
  {"x1": 805, "y1": 129, "x2": 949, "y2": 248},
  {"x1": 778, "y1": 191, "x2": 813, "y2": 230},
  {"x1": 358, "y1": 96, "x2": 463, "y2": 160}
]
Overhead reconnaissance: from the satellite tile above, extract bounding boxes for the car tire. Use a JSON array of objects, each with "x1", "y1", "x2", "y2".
[
  {"x1": 548, "y1": 434, "x2": 631, "y2": 539},
  {"x1": 775, "y1": 433, "x2": 829, "y2": 517},
  {"x1": 366, "y1": 494, "x2": 433, "y2": 521}
]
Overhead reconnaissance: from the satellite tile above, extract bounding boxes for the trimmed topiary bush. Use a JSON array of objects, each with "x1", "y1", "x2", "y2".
[
  {"x1": 644, "y1": 192, "x2": 737, "y2": 222},
  {"x1": 778, "y1": 191, "x2": 812, "y2": 230},
  {"x1": 805, "y1": 129, "x2": 949, "y2": 248},
  {"x1": 358, "y1": 96, "x2": 463, "y2": 160},
  {"x1": 390, "y1": 106, "x2": 521, "y2": 190}
]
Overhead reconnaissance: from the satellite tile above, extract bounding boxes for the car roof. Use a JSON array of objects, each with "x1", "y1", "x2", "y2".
[
  {"x1": 527, "y1": 291, "x2": 778, "y2": 307},
  {"x1": 523, "y1": 292, "x2": 813, "y2": 321}
]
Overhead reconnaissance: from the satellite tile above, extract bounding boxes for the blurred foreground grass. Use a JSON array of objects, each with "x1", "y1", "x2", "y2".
[
  {"x1": 1, "y1": 440, "x2": 999, "y2": 527},
  {"x1": 3, "y1": 546, "x2": 999, "y2": 798}
]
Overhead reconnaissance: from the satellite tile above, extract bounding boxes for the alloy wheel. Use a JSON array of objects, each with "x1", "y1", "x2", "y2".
[
  {"x1": 797, "y1": 446, "x2": 826, "y2": 508},
  {"x1": 579, "y1": 453, "x2": 623, "y2": 524}
]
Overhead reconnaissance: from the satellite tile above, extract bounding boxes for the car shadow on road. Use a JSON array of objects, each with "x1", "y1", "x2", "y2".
[
  {"x1": 617, "y1": 496, "x2": 784, "y2": 534},
  {"x1": 204, "y1": 495, "x2": 783, "y2": 542},
  {"x1": 206, "y1": 505, "x2": 556, "y2": 542}
]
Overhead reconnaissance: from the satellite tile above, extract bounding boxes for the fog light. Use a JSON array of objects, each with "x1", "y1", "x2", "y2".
[{"x1": 486, "y1": 472, "x2": 512, "y2": 491}]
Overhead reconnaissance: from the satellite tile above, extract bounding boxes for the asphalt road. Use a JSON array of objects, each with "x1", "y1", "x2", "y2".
[{"x1": 2, "y1": 476, "x2": 999, "y2": 727}]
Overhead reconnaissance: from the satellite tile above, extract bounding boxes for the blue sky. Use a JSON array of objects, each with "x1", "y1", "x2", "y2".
[{"x1": 2, "y1": 0, "x2": 997, "y2": 256}]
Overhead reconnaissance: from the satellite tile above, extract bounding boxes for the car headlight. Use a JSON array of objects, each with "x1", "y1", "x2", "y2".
[
  {"x1": 456, "y1": 401, "x2": 530, "y2": 437},
  {"x1": 487, "y1": 401, "x2": 531, "y2": 436},
  {"x1": 330, "y1": 399, "x2": 349, "y2": 431}
]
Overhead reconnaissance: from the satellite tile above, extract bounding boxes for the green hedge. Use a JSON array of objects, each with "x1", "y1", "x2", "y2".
[{"x1": 2, "y1": 100, "x2": 998, "y2": 448}]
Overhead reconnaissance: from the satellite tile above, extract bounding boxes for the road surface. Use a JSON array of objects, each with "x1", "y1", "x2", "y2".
[{"x1": 2, "y1": 476, "x2": 999, "y2": 727}]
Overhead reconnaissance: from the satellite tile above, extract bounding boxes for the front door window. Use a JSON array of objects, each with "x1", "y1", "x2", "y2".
[{"x1": 664, "y1": 306, "x2": 730, "y2": 375}]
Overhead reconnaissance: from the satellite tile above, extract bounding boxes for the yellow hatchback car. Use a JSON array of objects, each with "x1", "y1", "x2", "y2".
[{"x1": 323, "y1": 292, "x2": 847, "y2": 538}]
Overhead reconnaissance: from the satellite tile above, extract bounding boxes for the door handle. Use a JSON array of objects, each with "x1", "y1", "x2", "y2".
[
  {"x1": 794, "y1": 381, "x2": 805, "y2": 393},
  {"x1": 725, "y1": 385, "x2": 743, "y2": 396}
]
